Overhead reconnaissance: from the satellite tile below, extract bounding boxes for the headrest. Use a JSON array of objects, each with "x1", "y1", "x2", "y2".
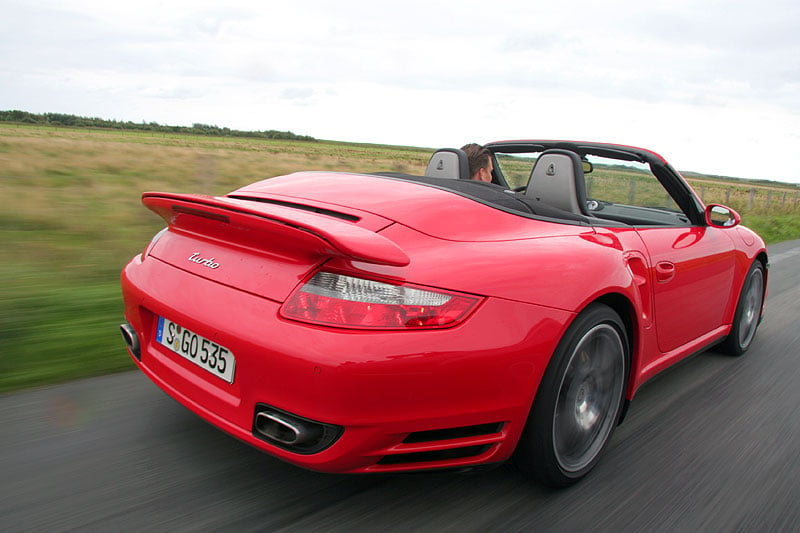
[
  {"x1": 525, "y1": 149, "x2": 588, "y2": 215},
  {"x1": 425, "y1": 148, "x2": 471, "y2": 180}
]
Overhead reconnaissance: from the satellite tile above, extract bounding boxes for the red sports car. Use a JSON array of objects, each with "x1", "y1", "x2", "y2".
[{"x1": 120, "y1": 140, "x2": 767, "y2": 487}]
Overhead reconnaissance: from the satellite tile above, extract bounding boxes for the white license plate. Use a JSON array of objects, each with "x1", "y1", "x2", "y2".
[{"x1": 156, "y1": 317, "x2": 235, "y2": 383}]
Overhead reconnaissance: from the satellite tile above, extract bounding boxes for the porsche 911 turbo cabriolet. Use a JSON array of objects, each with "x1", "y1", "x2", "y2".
[{"x1": 120, "y1": 140, "x2": 767, "y2": 487}]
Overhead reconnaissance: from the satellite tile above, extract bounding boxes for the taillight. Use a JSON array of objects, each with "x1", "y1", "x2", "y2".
[{"x1": 281, "y1": 272, "x2": 481, "y2": 329}]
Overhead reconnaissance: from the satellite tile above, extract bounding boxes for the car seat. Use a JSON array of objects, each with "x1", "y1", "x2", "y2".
[
  {"x1": 425, "y1": 148, "x2": 471, "y2": 180},
  {"x1": 525, "y1": 149, "x2": 589, "y2": 216}
]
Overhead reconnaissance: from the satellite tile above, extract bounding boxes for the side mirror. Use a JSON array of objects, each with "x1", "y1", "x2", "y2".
[
  {"x1": 705, "y1": 204, "x2": 741, "y2": 228},
  {"x1": 582, "y1": 160, "x2": 593, "y2": 174}
]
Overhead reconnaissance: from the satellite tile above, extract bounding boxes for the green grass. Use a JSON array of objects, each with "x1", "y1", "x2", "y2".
[
  {"x1": 0, "y1": 123, "x2": 798, "y2": 392},
  {"x1": 0, "y1": 274, "x2": 130, "y2": 392},
  {"x1": 740, "y1": 213, "x2": 800, "y2": 244}
]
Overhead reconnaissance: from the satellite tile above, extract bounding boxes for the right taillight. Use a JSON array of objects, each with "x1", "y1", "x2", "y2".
[{"x1": 280, "y1": 272, "x2": 481, "y2": 329}]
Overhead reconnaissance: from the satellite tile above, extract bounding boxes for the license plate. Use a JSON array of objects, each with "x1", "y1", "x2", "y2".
[{"x1": 156, "y1": 317, "x2": 236, "y2": 383}]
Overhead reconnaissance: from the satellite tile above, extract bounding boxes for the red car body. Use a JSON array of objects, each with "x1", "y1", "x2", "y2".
[{"x1": 120, "y1": 141, "x2": 767, "y2": 485}]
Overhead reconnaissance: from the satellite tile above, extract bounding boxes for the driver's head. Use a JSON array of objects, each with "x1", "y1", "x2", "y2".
[{"x1": 461, "y1": 144, "x2": 493, "y2": 182}]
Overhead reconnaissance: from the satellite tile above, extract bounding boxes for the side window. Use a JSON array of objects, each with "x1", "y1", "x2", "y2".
[{"x1": 585, "y1": 156, "x2": 690, "y2": 226}]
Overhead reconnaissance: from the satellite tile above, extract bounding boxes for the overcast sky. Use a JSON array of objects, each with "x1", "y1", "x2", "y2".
[{"x1": 3, "y1": 0, "x2": 800, "y2": 183}]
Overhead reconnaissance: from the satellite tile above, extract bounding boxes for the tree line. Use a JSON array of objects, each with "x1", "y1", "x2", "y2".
[{"x1": 0, "y1": 110, "x2": 316, "y2": 141}]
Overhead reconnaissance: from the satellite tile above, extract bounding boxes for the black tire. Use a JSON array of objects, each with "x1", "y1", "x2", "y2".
[
  {"x1": 719, "y1": 261, "x2": 765, "y2": 356},
  {"x1": 515, "y1": 303, "x2": 628, "y2": 488}
]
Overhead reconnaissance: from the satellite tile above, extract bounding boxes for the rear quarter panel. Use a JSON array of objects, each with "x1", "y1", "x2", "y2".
[{"x1": 343, "y1": 222, "x2": 643, "y2": 315}]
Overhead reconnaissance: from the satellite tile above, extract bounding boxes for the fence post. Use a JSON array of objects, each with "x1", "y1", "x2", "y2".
[
  {"x1": 700, "y1": 186, "x2": 706, "y2": 202},
  {"x1": 725, "y1": 188, "x2": 731, "y2": 204},
  {"x1": 766, "y1": 190, "x2": 772, "y2": 209},
  {"x1": 782, "y1": 191, "x2": 787, "y2": 207},
  {"x1": 749, "y1": 189, "x2": 756, "y2": 210}
]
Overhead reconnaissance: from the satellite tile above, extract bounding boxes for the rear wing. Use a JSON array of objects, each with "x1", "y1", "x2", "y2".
[{"x1": 142, "y1": 192, "x2": 410, "y2": 267}]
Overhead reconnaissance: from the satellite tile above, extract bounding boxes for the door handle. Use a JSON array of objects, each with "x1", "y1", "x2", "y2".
[{"x1": 655, "y1": 262, "x2": 676, "y2": 283}]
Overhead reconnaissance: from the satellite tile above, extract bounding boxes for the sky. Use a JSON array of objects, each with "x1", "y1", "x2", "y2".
[{"x1": 2, "y1": 0, "x2": 800, "y2": 183}]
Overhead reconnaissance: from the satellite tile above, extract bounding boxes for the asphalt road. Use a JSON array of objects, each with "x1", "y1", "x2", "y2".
[{"x1": 2, "y1": 240, "x2": 800, "y2": 532}]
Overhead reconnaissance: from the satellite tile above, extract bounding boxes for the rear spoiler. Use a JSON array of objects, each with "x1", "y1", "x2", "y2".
[{"x1": 142, "y1": 192, "x2": 410, "y2": 267}]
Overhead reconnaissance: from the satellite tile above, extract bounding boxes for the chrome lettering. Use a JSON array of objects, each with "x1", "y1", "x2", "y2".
[{"x1": 188, "y1": 252, "x2": 220, "y2": 269}]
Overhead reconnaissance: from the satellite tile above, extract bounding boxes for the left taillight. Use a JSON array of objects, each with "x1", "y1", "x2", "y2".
[{"x1": 280, "y1": 272, "x2": 481, "y2": 329}]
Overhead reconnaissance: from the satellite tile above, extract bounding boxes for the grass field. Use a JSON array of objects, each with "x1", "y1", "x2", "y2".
[{"x1": 1, "y1": 124, "x2": 798, "y2": 392}]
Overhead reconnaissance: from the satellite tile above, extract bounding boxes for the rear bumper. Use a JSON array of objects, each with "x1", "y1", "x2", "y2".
[{"x1": 121, "y1": 256, "x2": 568, "y2": 473}]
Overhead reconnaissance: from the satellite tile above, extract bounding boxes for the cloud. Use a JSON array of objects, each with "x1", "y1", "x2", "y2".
[{"x1": 2, "y1": 0, "x2": 800, "y2": 182}]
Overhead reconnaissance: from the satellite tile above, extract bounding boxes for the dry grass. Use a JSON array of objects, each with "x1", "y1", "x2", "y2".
[{"x1": 0, "y1": 125, "x2": 430, "y2": 282}]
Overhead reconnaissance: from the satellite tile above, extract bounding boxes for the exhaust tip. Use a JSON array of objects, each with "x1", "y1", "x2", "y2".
[
  {"x1": 252, "y1": 405, "x2": 342, "y2": 454},
  {"x1": 120, "y1": 323, "x2": 141, "y2": 359},
  {"x1": 255, "y1": 411, "x2": 311, "y2": 445}
]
